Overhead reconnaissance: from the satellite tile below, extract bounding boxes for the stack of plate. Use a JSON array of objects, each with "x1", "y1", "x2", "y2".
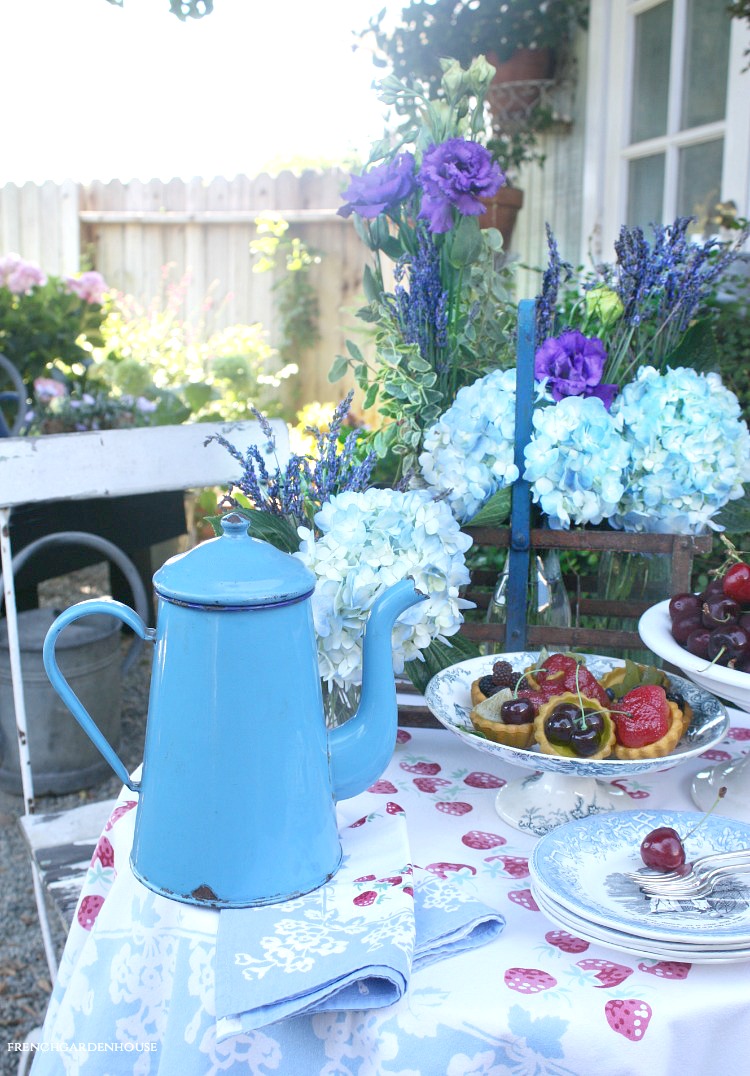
[{"x1": 529, "y1": 811, "x2": 750, "y2": 963}]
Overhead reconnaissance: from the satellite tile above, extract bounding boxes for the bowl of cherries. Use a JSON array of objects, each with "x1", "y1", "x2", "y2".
[{"x1": 639, "y1": 556, "x2": 750, "y2": 713}]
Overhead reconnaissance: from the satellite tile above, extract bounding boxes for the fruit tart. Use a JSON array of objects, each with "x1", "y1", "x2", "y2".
[
  {"x1": 525, "y1": 652, "x2": 611, "y2": 709},
  {"x1": 470, "y1": 659, "x2": 529, "y2": 706},
  {"x1": 612, "y1": 685, "x2": 684, "y2": 760},
  {"x1": 534, "y1": 692, "x2": 617, "y2": 759},
  {"x1": 470, "y1": 690, "x2": 536, "y2": 749}
]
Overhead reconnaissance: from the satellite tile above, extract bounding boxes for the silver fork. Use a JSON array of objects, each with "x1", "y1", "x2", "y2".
[
  {"x1": 623, "y1": 848, "x2": 750, "y2": 886},
  {"x1": 625, "y1": 850, "x2": 750, "y2": 899}
]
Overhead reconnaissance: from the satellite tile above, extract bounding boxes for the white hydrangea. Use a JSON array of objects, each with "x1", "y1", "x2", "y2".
[
  {"x1": 295, "y1": 487, "x2": 473, "y2": 688},
  {"x1": 611, "y1": 366, "x2": 750, "y2": 533},
  {"x1": 523, "y1": 395, "x2": 631, "y2": 529},
  {"x1": 418, "y1": 367, "x2": 521, "y2": 523}
]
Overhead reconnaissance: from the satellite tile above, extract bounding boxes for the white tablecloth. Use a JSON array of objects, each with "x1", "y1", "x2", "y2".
[{"x1": 32, "y1": 711, "x2": 750, "y2": 1075}]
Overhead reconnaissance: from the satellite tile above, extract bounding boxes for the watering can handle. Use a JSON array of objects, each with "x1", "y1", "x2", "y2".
[{"x1": 42, "y1": 599, "x2": 154, "y2": 793}]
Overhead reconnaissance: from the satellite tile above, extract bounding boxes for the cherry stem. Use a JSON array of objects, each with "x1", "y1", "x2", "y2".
[{"x1": 683, "y1": 786, "x2": 728, "y2": 840}]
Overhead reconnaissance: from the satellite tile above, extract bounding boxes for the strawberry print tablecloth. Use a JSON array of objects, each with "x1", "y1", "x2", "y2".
[{"x1": 33, "y1": 711, "x2": 750, "y2": 1076}]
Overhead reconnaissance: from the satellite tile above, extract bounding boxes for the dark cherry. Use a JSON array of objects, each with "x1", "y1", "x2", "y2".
[
  {"x1": 640, "y1": 826, "x2": 686, "y2": 871},
  {"x1": 580, "y1": 709, "x2": 605, "y2": 735},
  {"x1": 671, "y1": 614, "x2": 703, "y2": 645},
  {"x1": 685, "y1": 627, "x2": 712, "y2": 659},
  {"x1": 570, "y1": 727, "x2": 601, "y2": 757},
  {"x1": 669, "y1": 592, "x2": 702, "y2": 620},
  {"x1": 700, "y1": 578, "x2": 727, "y2": 603},
  {"x1": 740, "y1": 612, "x2": 750, "y2": 632},
  {"x1": 500, "y1": 698, "x2": 536, "y2": 725},
  {"x1": 544, "y1": 711, "x2": 576, "y2": 745},
  {"x1": 702, "y1": 596, "x2": 741, "y2": 630},
  {"x1": 707, "y1": 625, "x2": 750, "y2": 666}
]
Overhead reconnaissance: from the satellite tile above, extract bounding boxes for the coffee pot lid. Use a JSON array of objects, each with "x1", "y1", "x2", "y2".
[{"x1": 153, "y1": 512, "x2": 315, "y2": 607}]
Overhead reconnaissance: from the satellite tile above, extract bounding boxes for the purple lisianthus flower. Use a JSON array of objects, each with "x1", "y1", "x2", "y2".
[
  {"x1": 417, "y1": 139, "x2": 504, "y2": 234},
  {"x1": 535, "y1": 330, "x2": 618, "y2": 410},
  {"x1": 338, "y1": 152, "x2": 417, "y2": 220}
]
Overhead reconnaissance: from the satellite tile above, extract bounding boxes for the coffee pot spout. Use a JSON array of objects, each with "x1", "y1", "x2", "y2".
[{"x1": 328, "y1": 578, "x2": 427, "y2": 801}]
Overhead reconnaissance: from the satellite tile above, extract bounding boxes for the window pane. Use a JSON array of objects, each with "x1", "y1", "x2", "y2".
[
  {"x1": 682, "y1": 0, "x2": 731, "y2": 129},
  {"x1": 627, "y1": 155, "x2": 666, "y2": 228},
  {"x1": 631, "y1": 1, "x2": 673, "y2": 143},
  {"x1": 677, "y1": 139, "x2": 724, "y2": 235}
]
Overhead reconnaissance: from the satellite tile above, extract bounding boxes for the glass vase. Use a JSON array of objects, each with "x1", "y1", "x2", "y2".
[
  {"x1": 596, "y1": 549, "x2": 673, "y2": 661},
  {"x1": 485, "y1": 550, "x2": 572, "y2": 654},
  {"x1": 321, "y1": 680, "x2": 362, "y2": 729}
]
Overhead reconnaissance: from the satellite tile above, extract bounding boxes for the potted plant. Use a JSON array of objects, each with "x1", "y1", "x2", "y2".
[{"x1": 359, "y1": 0, "x2": 589, "y2": 180}]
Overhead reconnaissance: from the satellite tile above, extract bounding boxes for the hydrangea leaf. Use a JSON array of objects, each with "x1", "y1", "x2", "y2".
[
  {"x1": 404, "y1": 633, "x2": 481, "y2": 695},
  {"x1": 464, "y1": 488, "x2": 512, "y2": 527}
]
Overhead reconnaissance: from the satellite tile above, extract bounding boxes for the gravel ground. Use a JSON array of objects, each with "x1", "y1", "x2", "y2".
[{"x1": 0, "y1": 565, "x2": 151, "y2": 1071}]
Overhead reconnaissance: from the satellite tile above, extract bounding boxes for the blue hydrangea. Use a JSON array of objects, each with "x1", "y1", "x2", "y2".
[
  {"x1": 610, "y1": 366, "x2": 750, "y2": 533},
  {"x1": 523, "y1": 396, "x2": 630, "y2": 529},
  {"x1": 418, "y1": 368, "x2": 522, "y2": 522},
  {"x1": 295, "y1": 488, "x2": 473, "y2": 688}
]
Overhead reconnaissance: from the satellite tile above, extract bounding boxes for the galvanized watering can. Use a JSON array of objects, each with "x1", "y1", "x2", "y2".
[{"x1": 42, "y1": 513, "x2": 426, "y2": 908}]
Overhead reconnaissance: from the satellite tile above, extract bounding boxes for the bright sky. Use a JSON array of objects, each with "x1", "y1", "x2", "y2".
[{"x1": 2, "y1": 0, "x2": 391, "y2": 184}]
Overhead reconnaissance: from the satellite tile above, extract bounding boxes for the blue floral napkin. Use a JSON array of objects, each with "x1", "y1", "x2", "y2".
[{"x1": 214, "y1": 807, "x2": 504, "y2": 1038}]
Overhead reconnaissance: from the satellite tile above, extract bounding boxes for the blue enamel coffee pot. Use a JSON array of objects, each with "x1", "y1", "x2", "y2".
[{"x1": 42, "y1": 513, "x2": 426, "y2": 907}]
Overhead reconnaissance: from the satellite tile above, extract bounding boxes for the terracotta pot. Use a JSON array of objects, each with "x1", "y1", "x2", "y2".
[{"x1": 478, "y1": 186, "x2": 525, "y2": 248}]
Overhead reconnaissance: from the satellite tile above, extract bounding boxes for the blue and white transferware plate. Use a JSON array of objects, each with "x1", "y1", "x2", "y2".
[
  {"x1": 424, "y1": 652, "x2": 729, "y2": 779},
  {"x1": 530, "y1": 810, "x2": 750, "y2": 945}
]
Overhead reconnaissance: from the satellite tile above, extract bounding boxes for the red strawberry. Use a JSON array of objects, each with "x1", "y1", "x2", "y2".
[
  {"x1": 353, "y1": 890, "x2": 378, "y2": 907},
  {"x1": 77, "y1": 894, "x2": 105, "y2": 931},
  {"x1": 400, "y1": 761, "x2": 441, "y2": 775},
  {"x1": 638, "y1": 960, "x2": 691, "y2": 979},
  {"x1": 545, "y1": 930, "x2": 589, "y2": 954},
  {"x1": 610, "y1": 779, "x2": 650, "y2": 800},
  {"x1": 577, "y1": 958, "x2": 633, "y2": 988},
  {"x1": 424, "y1": 861, "x2": 477, "y2": 880},
  {"x1": 104, "y1": 800, "x2": 137, "y2": 832},
  {"x1": 461, "y1": 830, "x2": 507, "y2": 850},
  {"x1": 413, "y1": 776, "x2": 451, "y2": 793},
  {"x1": 508, "y1": 889, "x2": 539, "y2": 911},
  {"x1": 396, "y1": 729, "x2": 412, "y2": 744},
  {"x1": 436, "y1": 801, "x2": 473, "y2": 815},
  {"x1": 700, "y1": 749, "x2": 732, "y2": 761},
  {"x1": 464, "y1": 771, "x2": 505, "y2": 789},
  {"x1": 616, "y1": 686, "x2": 670, "y2": 748},
  {"x1": 485, "y1": 855, "x2": 529, "y2": 878},
  {"x1": 537, "y1": 654, "x2": 610, "y2": 708},
  {"x1": 92, "y1": 835, "x2": 115, "y2": 869},
  {"x1": 504, "y1": 967, "x2": 557, "y2": 994},
  {"x1": 368, "y1": 779, "x2": 398, "y2": 794},
  {"x1": 385, "y1": 801, "x2": 404, "y2": 814},
  {"x1": 605, "y1": 998, "x2": 652, "y2": 1041}
]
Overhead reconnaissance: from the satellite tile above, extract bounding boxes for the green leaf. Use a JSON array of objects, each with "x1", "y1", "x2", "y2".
[
  {"x1": 328, "y1": 354, "x2": 349, "y2": 383},
  {"x1": 244, "y1": 510, "x2": 301, "y2": 552},
  {"x1": 380, "y1": 235, "x2": 405, "y2": 261},
  {"x1": 346, "y1": 338, "x2": 364, "y2": 362},
  {"x1": 715, "y1": 488, "x2": 750, "y2": 534},
  {"x1": 404, "y1": 633, "x2": 482, "y2": 696},
  {"x1": 362, "y1": 383, "x2": 379, "y2": 410},
  {"x1": 362, "y1": 265, "x2": 381, "y2": 305},
  {"x1": 663, "y1": 318, "x2": 719, "y2": 371},
  {"x1": 464, "y1": 487, "x2": 512, "y2": 527},
  {"x1": 448, "y1": 215, "x2": 483, "y2": 268}
]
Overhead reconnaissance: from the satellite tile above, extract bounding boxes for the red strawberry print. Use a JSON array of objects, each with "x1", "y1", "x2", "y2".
[
  {"x1": 728, "y1": 728, "x2": 750, "y2": 741},
  {"x1": 545, "y1": 930, "x2": 589, "y2": 954},
  {"x1": 485, "y1": 855, "x2": 529, "y2": 878},
  {"x1": 508, "y1": 889, "x2": 539, "y2": 911},
  {"x1": 413, "y1": 776, "x2": 452, "y2": 793},
  {"x1": 77, "y1": 894, "x2": 105, "y2": 931},
  {"x1": 504, "y1": 967, "x2": 557, "y2": 994},
  {"x1": 700, "y1": 749, "x2": 732, "y2": 762},
  {"x1": 463, "y1": 771, "x2": 505, "y2": 789},
  {"x1": 396, "y1": 729, "x2": 412, "y2": 744},
  {"x1": 385, "y1": 801, "x2": 404, "y2": 815},
  {"x1": 424, "y1": 861, "x2": 477, "y2": 880},
  {"x1": 353, "y1": 890, "x2": 378, "y2": 907},
  {"x1": 605, "y1": 998, "x2": 652, "y2": 1041},
  {"x1": 104, "y1": 800, "x2": 137, "y2": 832},
  {"x1": 436, "y1": 801, "x2": 473, "y2": 816},
  {"x1": 368, "y1": 779, "x2": 398, "y2": 794},
  {"x1": 400, "y1": 760, "x2": 441, "y2": 775},
  {"x1": 92, "y1": 835, "x2": 115, "y2": 869},
  {"x1": 403, "y1": 885, "x2": 414, "y2": 898},
  {"x1": 610, "y1": 779, "x2": 650, "y2": 800},
  {"x1": 461, "y1": 830, "x2": 507, "y2": 850},
  {"x1": 349, "y1": 816, "x2": 368, "y2": 828},
  {"x1": 577, "y1": 958, "x2": 633, "y2": 988},
  {"x1": 354, "y1": 874, "x2": 376, "y2": 883},
  {"x1": 638, "y1": 960, "x2": 691, "y2": 979},
  {"x1": 379, "y1": 876, "x2": 403, "y2": 886}
]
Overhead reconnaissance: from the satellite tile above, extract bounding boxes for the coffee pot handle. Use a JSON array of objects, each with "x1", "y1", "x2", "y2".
[{"x1": 42, "y1": 599, "x2": 154, "y2": 793}]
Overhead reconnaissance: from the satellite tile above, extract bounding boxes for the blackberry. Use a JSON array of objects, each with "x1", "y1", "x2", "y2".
[
  {"x1": 491, "y1": 660, "x2": 521, "y2": 689},
  {"x1": 477, "y1": 674, "x2": 503, "y2": 698}
]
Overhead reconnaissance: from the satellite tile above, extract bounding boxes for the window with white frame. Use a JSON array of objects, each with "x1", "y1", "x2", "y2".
[{"x1": 583, "y1": 0, "x2": 750, "y2": 258}]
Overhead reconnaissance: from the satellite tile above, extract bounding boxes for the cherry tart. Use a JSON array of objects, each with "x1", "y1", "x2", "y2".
[
  {"x1": 534, "y1": 692, "x2": 617, "y2": 760},
  {"x1": 469, "y1": 691, "x2": 536, "y2": 749}
]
